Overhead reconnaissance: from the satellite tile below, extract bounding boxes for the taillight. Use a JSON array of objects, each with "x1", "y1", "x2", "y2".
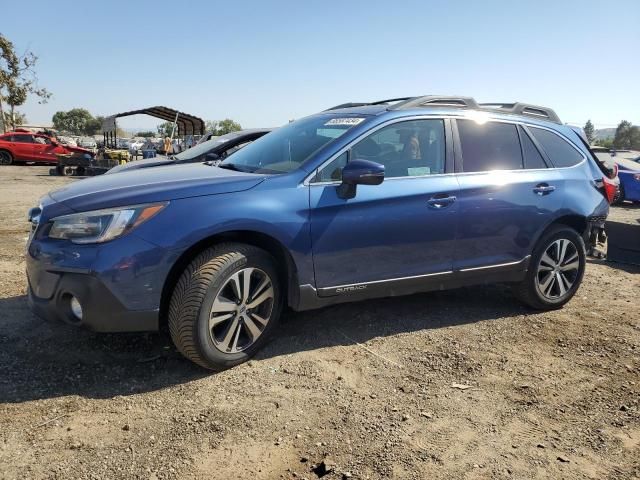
[{"x1": 602, "y1": 177, "x2": 616, "y2": 204}]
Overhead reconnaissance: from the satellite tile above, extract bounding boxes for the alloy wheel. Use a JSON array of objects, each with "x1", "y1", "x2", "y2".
[
  {"x1": 209, "y1": 267, "x2": 274, "y2": 354},
  {"x1": 535, "y1": 238, "x2": 580, "y2": 300},
  {"x1": 0, "y1": 152, "x2": 11, "y2": 165}
]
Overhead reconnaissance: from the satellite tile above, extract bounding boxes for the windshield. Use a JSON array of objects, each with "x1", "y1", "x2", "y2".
[
  {"x1": 174, "y1": 135, "x2": 224, "y2": 161},
  {"x1": 218, "y1": 115, "x2": 365, "y2": 174}
]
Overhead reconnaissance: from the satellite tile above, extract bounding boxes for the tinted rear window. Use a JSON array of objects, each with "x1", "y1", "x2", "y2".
[
  {"x1": 458, "y1": 120, "x2": 523, "y2": 172},
  {"x1": 529, "y1": 127, "x2": 584, "y2": 168}
]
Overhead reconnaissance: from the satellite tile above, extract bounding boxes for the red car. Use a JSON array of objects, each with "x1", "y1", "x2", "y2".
[{"x1": 0, "y1": 131, "x2": 93, "y2": 165}]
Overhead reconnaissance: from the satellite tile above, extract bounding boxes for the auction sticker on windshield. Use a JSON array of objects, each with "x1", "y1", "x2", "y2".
[{"x1": 324, "y1": 118, "x2": 365, "y2": 126}]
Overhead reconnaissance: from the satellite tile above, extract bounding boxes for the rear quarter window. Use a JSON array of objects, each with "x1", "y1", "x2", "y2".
[{"x1": 529, "y1": 127, "x2": 584, "y2": 168}]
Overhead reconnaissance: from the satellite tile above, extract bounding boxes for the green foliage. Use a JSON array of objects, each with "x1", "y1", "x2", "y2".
[
  {"x1": 0, "y1": 111, "x2": 26, "y2": 131},
  {"x1": 594, "y1": 138, "x2": 614, "y2": 149},
  {"x1": 0, "y1": 33, "x2": 51, "y2": 133},
  {"x1": 205, "y1": 118, "x2": 242, "y2": 136},
  {"x1": 135, "y1": 131, "x2": 156, "y2": 138},
  {"x1": 583, "y1": 119, "x2": 595, "y2": 144},
  {"x1": 156, "y1": 121, "x2": 174, "y2": 138},
  {"x1": 613, "y1": 120, "x2": 640, "y2": 149},
  {"x1": 52, "y1": 108, "x2": 102, "y2": 135},
  {"x1": 215, "y1": 118, "x2": 242, "y2": 135},
  {"x1": 85, "y1": 115, "x2": 104, "y2": 136},
  {"x1": 158, "y1": 118, "x2": 242, "y2": 139}
]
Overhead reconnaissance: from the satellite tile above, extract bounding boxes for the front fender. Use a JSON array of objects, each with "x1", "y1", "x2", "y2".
[{"x1": 134, "y1": 184, "x2": 314, "y2": 286}]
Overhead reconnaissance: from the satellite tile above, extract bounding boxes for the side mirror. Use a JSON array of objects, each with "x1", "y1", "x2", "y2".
[
  {"x1": 337, "y1": 159, "x2": 385, "y2": 199},
  {"x1": 205, "y1": 152, "x2": 220, "y2": 161}
]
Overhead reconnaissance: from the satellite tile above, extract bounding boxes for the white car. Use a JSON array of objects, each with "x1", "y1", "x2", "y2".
[
  {"x1": 77, "y1": 137, "x2": 97, "y2": 149},
  {"x1": 57, "y1": 135, "x2": 78, "y2": 147}
]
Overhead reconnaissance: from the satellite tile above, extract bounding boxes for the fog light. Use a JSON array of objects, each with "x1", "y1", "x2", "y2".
[{"x1": 70, "y1": 296, "x2": 83, "y2": 320}]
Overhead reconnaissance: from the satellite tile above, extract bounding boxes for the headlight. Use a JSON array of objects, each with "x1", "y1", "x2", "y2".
[{"x1": 49, "y1": 202, "x2": 167, "y2": 244}]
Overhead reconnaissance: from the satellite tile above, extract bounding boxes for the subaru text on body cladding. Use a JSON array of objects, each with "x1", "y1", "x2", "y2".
[{"x1": 26, "y1": 96, "x2": 610, "y2": 370}]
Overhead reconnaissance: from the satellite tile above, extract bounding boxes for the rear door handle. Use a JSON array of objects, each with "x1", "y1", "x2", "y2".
[
  {"x1": 427, "y1": 194, "x2": 456, "y2": 209},
  {"x1": 533, "y1": 184, "x2": 555, "y2": 195}
]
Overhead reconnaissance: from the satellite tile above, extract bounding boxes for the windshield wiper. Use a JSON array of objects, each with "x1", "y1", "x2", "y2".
[{"x1": 217, "y1": 163, "x2": 244, "y2": 172}]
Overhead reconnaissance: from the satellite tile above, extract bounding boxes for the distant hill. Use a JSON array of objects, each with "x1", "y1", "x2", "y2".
[{"x1": 594, "y1": 128, "x2": 616, "y2": 140}]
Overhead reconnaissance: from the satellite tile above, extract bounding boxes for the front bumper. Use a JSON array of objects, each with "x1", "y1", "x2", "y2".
[{"x1": 27, "y1": 270, "x2": 159, "y2": 332}]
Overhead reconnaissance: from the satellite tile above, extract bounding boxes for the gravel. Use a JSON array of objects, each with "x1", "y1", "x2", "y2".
[{"x1": 0, "y1": 166, "x2": 638, "y2": 479}]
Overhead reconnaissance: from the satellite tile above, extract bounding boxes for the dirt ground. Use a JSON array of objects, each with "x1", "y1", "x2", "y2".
[{"x1": 0, "y1": 165, "x2": 638, "y2": 480}]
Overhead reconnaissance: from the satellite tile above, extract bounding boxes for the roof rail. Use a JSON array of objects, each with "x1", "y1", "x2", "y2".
[
  {"x1": 324, "y1": 97, "x2": 414, "y2": 111},
  {"x1": 478, "y1": 102, "x2": 561, "y2": 124},
  {"x1": 326, "y1": 95, "x2": 562, "y2": 124},
  {"x1": 390, "y1": 95, "x2": 479, "y2": 110}
]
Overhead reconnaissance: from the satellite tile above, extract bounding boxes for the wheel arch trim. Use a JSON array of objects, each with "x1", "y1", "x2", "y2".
[{"x1": 159, "y1": 230, "x2": 300, "y2": 326}]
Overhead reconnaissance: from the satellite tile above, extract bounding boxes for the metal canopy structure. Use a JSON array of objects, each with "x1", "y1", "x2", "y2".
[{"x1": 103, "y1": 106, "x2": 206, "y2": 136}]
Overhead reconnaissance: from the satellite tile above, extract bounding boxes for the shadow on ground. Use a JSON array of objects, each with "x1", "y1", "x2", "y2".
[{"x1": 0, "y1": 284, "x2": 528, "y2": 404}]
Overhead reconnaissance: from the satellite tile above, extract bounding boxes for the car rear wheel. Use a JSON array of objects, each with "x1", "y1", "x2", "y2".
[
  {"x1": 513, "y1": 226, "x2": 585, "y2": 310},
  {"x1": 168, "y1": 243, "x2": 282, "y2": 371},
  {"x1": 0, "y1": 150, "x2": 13, "y2": 165}
]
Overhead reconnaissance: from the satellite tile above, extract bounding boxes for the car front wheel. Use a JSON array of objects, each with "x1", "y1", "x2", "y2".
[
  {"x1": 168, "y1": 243, "x2": 282, "y2": 371},
  {"x1": 513, "y1": 226, "x2": 586, "y2": 310}
]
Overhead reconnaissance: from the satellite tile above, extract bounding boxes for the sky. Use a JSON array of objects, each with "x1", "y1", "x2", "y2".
[{"x1": 3, "y1": 0, "x2": 639, "y2": 132}]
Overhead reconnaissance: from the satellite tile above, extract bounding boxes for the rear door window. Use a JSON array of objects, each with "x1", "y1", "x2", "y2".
[
  {"x1": 519, "y1": 126, "x2": 547, "y2": 169},
  {"x1": 13, "y1": 134, "x2": 34, "y2": 143},
  {"x1": 529, "y1": 127, "x2": 584, "y2": 168},
  {"x1": 457, "y1": 120, "x2": 523, "y2": 172}
]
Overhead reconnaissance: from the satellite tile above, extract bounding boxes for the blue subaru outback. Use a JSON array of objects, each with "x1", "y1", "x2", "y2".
[{"x1": 26, "y1": 96, "x2": 610, "y2": 370}]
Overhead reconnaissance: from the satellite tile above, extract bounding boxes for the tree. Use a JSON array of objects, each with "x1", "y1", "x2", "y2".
[
  {"x1": 0, "y1": 35, "x2": 19, "y2": 133},
  {"x1": 159, "y1": 118, "x2": 242, "y2": 138},
  {"x1": 0, "y1": 34, "x2": 51, "y2": 132},
  {"x1": 595, "y1": 138, "x2": 614, "y2": 149},
  {"x1": 613, "y1": 120, "x2": 640, "y2": 149},
  {"x1": 52, "y1": 108, "x2": 98, "y2": 135},
  {"x1": 84, "y1": 115, "x2": 104, "y2": 136},
  {"x1": 156, "y1": 121, "x2": 174, "y2": 138},
  {"x1": 204, "y1": 118, "x2": 242, "y2": 135},
  {"x1": 135, "y1": 131, "x2": 155, "y2": 138},
  {"x1": 583, "y1": 119, "x2": 595, "y2": 144},
  {"x1": 215, "y1": 118, "x2": 241, "y2": 135},
  {"x1": 0, "y1": 111, "x2": 26, "y2": 131}
]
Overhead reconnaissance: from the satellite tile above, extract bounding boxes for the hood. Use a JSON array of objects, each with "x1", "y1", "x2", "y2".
[
  {"x1": 49, "y1": 163, "x2": 265, "y2": 212},
  {"x1": 66, "y1": 145, "x2": 94, "y2": 155},
  {"x1": 106, "y1": 156, "x2": 173, "y2": 174}
]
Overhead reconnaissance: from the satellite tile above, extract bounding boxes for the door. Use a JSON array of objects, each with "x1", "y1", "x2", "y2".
[
  {"x1": 309, "y1": 118, "x2": 459, "y2": 290},
  {"x1": 453, "y1": 119, "x2": 563, "y2": 270},
  {"x1": 9, "y1": 134, "x2": 36, "y2": 160},
  {"x1": 32, "y1": 136, "x2": 60, "y2": 162}
]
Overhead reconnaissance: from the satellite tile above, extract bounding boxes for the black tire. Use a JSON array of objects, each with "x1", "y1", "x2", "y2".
[
  {"x1": 0, "y1": 150, "x2": 13, "y2": 165},
  {"x1": 612, "y1": 184, "x2": 625, "y2": 205},
  {"x1": 168, "y1": 243, "x2": 282, "y2": 371},
  {"x1": 513, "y1": 225, "x2": 586, "y2": 310}
]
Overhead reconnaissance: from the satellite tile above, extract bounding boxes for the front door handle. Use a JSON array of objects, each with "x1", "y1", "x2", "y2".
[
  {"x1": 533, "y1": 184, "x2": 556, "y2": 196},
  {"x1": 427, "y1": 194, "x2": 456, "y2": 209}
]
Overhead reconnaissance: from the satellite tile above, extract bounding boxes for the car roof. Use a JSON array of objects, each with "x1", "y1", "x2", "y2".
[
  {"x1": 325, "y1": 96, "x2": 564, "y2": 130},
  {"x1": 326, "y1": 104, "x2": 570, "y2": 133},
  {"x1": 617, "y1": 158, "x2": 640, "y2": 171}
]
